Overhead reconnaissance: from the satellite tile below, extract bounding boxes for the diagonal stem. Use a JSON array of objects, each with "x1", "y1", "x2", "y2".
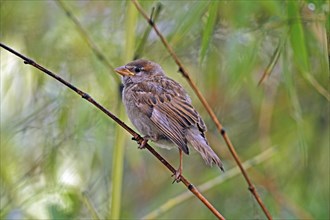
[
  {"x1": 131, "y1": 1, "x2": 272, "y2": 219},
  {"x1": 0, "y1": 43, "x2": 225, "y2": 220}
]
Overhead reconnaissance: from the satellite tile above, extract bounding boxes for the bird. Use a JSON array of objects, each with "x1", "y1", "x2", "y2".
[{"x1": 115, "y1": 59, "x2": 223, "y2": 182}]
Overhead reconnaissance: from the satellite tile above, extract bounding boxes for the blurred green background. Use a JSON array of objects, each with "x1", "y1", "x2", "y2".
[{"x1": 1, "y1": 1, "x2": 329, "y2": 219}]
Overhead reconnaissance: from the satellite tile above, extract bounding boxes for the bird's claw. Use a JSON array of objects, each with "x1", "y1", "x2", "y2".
[
  {"x1": 138, "y1": 138, "x2": 148, "y2": 149},
  {"x1": 131, "y1": 135, "x2": 148, "y2": 149},
  {"x1": 171, "y1": 170, "x2": 182, "y2": 183}
]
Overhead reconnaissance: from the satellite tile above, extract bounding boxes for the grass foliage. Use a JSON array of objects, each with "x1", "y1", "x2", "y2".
[{"x1": 1, "y1": 0, "x2": 329, "y2": 219}]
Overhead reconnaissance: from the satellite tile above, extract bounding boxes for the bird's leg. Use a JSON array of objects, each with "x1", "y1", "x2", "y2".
[{"x1": 172, "y1": 149, "x2": 183, "y2": 183}]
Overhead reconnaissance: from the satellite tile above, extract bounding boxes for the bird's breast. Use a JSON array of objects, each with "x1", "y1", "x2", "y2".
[{"x1": 122, "y1": 87, "x2": 155, "y2": 136}]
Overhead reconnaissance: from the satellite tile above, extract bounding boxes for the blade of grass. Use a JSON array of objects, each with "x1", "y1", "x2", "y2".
[
  {"x1": 287, "y1": 1, "x2": 308, "y2": 71},
  {"x1": 282, "y1": 40, "x2": 308, "y2": 167},
  {"x1": 125, "y1": 1, "x2": 138, "y2": 62},
  {"x1": 109, "y1": 2, "x2": 138, "y2": 219},
  {"x1": 199, "y1": 1, "x2": 219, "y2": 64},
  {"x1": 168, "y1": 1, "x2": 209, "y2": 46},
  {"x1": 109, "y1": 105, "x2": 126, "y2": 219},
  {"x1": 258, "y1": 35, "x2": 286, "y2": 86},
  {"x1": 134, "y1": 2, "x2": 162, "y2": 60},
  {"x1": 287, "y1": 1, "x2": 329, "y2": 101}
]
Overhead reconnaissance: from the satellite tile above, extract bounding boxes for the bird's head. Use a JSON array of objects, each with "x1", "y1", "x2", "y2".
[{"x1": 115, "y1": 59, "x2": 164, "y2": 85}]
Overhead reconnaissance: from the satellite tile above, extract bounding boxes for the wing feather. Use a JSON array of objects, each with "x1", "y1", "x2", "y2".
[
  {"x1": 131, "y1": 77, "x2": 204, "y2": 155},
  {"x1": 151, "y1": 107, "x2": 189, "y2": 154}
]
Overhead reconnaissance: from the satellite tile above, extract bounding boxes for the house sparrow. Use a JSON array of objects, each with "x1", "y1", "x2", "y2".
[{"x1": 115, "y1": 59, "x2": 223, "y2": 182}]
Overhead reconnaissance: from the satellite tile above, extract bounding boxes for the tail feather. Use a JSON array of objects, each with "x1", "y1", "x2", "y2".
[{"x1": 186, "y1": 129, "x2": 224, "y2": 171}]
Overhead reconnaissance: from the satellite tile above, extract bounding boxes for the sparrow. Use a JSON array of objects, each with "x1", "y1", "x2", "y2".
[{"x1": 115, "y1": 59, "x2": 224, "y2": 182}]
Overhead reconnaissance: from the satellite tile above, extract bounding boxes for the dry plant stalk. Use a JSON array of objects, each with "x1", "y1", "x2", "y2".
[
  {"x1": 131, "y1": 1, "x2": 272, "y2": 219},
  {"x1": 0, "y1": 43, "x2": 225, "y2": 220}
]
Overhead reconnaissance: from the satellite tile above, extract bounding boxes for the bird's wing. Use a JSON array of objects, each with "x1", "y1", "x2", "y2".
[{"x1": 131, "y1": 77, "x2": 205, "y2": 154}]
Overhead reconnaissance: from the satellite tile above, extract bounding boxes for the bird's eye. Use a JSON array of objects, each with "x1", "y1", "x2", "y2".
[{"x1": 134, "y1": 67, "x2": 142, "y2": 73}]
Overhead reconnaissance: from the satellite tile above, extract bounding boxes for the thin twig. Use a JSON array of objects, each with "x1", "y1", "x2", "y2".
[
  {"x1": 131, "y1": 1, "x2": 272, "y2": 219},
  {"x1": 0, "y1": 43, "x2": 225, "y2": 220}
]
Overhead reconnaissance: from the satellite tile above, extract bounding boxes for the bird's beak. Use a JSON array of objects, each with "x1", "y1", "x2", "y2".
[{"x1": 115, "y1": 66, "x2": 135, "y2": 76}]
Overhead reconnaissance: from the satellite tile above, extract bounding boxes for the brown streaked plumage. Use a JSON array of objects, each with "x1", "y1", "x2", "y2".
[{"x1": 115, "y1": 59, "x2": 224, "y2": 182}]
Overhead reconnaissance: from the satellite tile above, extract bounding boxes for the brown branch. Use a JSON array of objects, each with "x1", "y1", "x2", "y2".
[
  {"x1": 0, "y1": 43, "x2": 225, "y2": 220},
  {"x1": 131, "y1": 1, "x2": 272, "y2": 219}
]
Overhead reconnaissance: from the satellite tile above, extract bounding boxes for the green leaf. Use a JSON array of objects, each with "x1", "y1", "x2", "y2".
[
  {"x1": 168, "y1": 1, "x2": 209, "y2": 46},
  {"x1": 199, "y1": 1, "x2": 219, "y2": 64},
  {"x1": 287, "y1": 1, "x2": 329, "y2": 100},
  {"x1": 287, "y1": 1, "x2": 309, "y2": 72}
]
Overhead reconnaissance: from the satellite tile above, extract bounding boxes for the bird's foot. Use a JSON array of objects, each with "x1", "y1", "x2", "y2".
[
  {"x1": 138, "y1": 137, "x2": 148, "y2": 149},
  {"x1": 171, "y1": 169, "x2": 182, "y2": 183},
  {"x1": 131, "y1": 135, "x2": 148, "y2": 149}
]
